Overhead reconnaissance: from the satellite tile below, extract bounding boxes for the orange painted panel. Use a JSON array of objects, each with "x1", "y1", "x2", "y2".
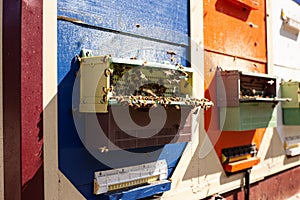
[
  {"x1": 251, "y1": 128, "x2": 265, "y2": 149},
  {"x1": 211, "y1": 129, "x2": 265, "y2": 159},
  {"x1": 204, "y1": 0, "x2": 266, "y2": 62},
  {"x1": 223, "y1": 157, "x2": 260, "y2": 172},
  {"x1": 204, "y1": 51, "x2": 266, "y2": 164}
]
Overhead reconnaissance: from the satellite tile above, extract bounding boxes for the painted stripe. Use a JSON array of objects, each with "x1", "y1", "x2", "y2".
[{"x1": 21, "y1": 0, "x2": 44, "y2": 199}]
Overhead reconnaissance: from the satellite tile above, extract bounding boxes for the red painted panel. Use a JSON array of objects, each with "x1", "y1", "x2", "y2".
[
  {"x1": 221, "y1": 166, "x2": 300, "y2": 200},
  {"x1": 21, "y1": 0, "x2": 44, "y2": 198},
  {"x1": 204, "y1": 0, "x2": 267, "y2": 62}
]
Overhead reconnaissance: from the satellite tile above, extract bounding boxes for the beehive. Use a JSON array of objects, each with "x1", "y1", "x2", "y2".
[
  {"x1": 80, "y1": 56, "x2": 213, "y2": 149},
  {"x1": 217, "y1": 70, "x2": 287, "y2": 131},
  {"x1": 281, "y1": 81, "x2": 300, "y2": 125}
]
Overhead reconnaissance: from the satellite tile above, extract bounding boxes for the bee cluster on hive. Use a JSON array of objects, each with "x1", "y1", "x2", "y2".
[
  {"x1": 110, "y1": 95, "x2": 213, "y2": 110},
  {"x1": 106, "y1": 62, "x2": 213, "y2": 110},
  {"x1": 79, "y1": 55, "x2": 213, "y2": 113}
]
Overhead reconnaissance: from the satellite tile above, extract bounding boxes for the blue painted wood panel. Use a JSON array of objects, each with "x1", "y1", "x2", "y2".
[
  {"x1": 293, "y1": 0, "x2": 300, "y2": 4},
  {"x1": 57, "y1": 21, "x2": 188, "y2": 84},
  {"x1": 57, "y1": 0, "x2": 189, "y2": 199},
  {"x1": 58, "y1": 0, "x2": 189, "y2": 45}
]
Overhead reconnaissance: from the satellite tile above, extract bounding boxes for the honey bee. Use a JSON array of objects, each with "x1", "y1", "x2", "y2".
[
  {"x1": 143, "y1": 100, "x2": 147, "y2": 107},
  {"x1": 176, "y1": 64, "x2": 184, "y2": 71},
  {"x1": 102, "y1": 55, "x2": 108, "y2": 62},
  {"x1": 98, "y1": 146, "x2": 109, "y2": 153},
  {"x1": 151, "y1": 103, "x2": 157, "y2": 108},
  {"x1": 104, "y1": 68, "x2": 113, "y2": 77},
  {"x1": 182, "y1": 71, "x2": 188, "y2": 77},
  {"x1": 129, "y1": 100, "x2": 133, "y2": 107},
  {"x1": 75, "y1": 54, "x2": 81, "y2": 62},
  {"x1": 102, "y1": 87, "x2": 108, "y2": 94},
  {"x1": 103, "y1": 54, "x2": 112, "y2": 62},
  {"x1": 102, "y1": 94, "x2": 107, "y2": 103},
  {"x1": 167, "y1": 50, "x2": 176, "y2": 56}
]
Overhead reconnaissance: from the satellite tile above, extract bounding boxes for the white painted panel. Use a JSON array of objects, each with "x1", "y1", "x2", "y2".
[
  {"x1": 272, "y1": 0, "x2": 300, "y2": 68},
  {"x1": 273, "y1": 1, "x2": 300, "y2": 143},
  {"x1": 43, "y1": 0, "x2": 60, "y2": 199},
  {"x1": 271, "y1": 1, "x2": 300, "y2": 192}
]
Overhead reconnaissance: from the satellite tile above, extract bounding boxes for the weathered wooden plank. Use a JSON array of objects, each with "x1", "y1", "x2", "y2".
[
  {"x1": 58, "y1": 0, "x2": 189, "y2": 45},
  {"x1": 57, "y1": 20, "x2": 188, "y2": 84}
]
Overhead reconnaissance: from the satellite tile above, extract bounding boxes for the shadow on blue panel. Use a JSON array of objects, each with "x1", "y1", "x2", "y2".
[{"x1": 57, "y1": 52, "x2": 187, "y2": 199}]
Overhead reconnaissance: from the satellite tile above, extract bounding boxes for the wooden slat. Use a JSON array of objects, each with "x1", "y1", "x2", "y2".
[{"x1": 223, "y1": 157, "x2": 260, "y2": 173}]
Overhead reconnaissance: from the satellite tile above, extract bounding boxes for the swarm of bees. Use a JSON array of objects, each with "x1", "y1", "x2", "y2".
[
  {"x1": 103, "y1": 62, "x2": 214, "y2": 110},
  {"x1": 110, "y1": 95, "x2": 213, "y2": 110},
  {"x1": 240, "y1": 87, "x2": 265, "y2": 98},
  {"x1": 110, "y1": 64, "x2": 191, "y2": 98}
]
